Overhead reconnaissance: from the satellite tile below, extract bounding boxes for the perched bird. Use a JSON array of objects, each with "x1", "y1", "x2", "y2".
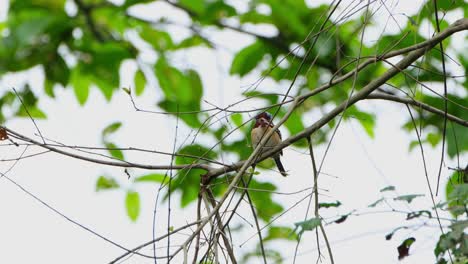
[{"x1": 251, "y1": 112, "x2": 287, "y2": 176}]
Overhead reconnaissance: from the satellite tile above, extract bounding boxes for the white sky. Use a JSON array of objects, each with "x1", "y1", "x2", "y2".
[{"x1": 0, "y1": 0, "x2": 466, "y2": 263}]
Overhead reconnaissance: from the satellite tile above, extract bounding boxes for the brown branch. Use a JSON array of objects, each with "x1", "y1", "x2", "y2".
[
  {"x1": 308, "y1": 137, "x2": 334, "y2": 263},
  {"x1": 365, "y1": 93, "x2": 468, "y2": 127},
  {"x1": 109, "y1": 220, "x2": 203, "y2": 263},
  {"x1": 241, "y1": 178, "x2": 267, "y2": 264},
  {"x1": 205, "y1": 189, "x2": 238, "y2": 264},
  {"x1": 203, "y1": 18, "x2": 468, "y2": 180},
  {"x1": 3, "y1": 127, "x2": 212, "y2": 171}
]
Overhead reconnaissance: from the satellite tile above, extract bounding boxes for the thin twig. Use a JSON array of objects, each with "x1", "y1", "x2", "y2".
[
  {"x1": 432, "y1": 0, "x2": 448, "y2": 196},
  {"x1": 406, "y1": 105, "x2": 451, "y2": 262}
]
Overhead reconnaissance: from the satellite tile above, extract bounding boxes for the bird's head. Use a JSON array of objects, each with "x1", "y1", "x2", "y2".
[{"x1": 254, "y1": 112, "x2": 272, "y2": 127}]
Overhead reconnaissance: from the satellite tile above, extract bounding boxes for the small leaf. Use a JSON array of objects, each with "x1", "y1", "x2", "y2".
[
  {"x1": 406, "y1": 210, "x2": 432, "y2": 220},
  {"x1": 264, "y1": 226, "x2": 297, "y2": 242},
  {"x1": 105, "y1": 142, "x2": 124, "y2": 160},
  {"x1": 134, "y1": 69, "x2": 146, "y2": 96},
  {"x1": 368, "y1": 198, "x2": 384, "y2": 207},
  {"x1": 346, "y1": 106, "x2": 376, "y2": 138},
  {"x1": 397, "y1": 237, "x2": 416, "y2": 260},
  {"x1": 385, "y1": 226, "x2": 408, "y2": 241},
  {"x1": 294, "y1": 217, "x2": 321, "y2": 236},
  {"x1": 134, "y1": 173, "x2": 167, "y2": 183},
  {"x1": 122, "y1": 87, "x2": 131, "y2": 95},
  {"x1": 126, "y1": 191, "x2": 140, "y2": 221},
  {"x1": 178, "y1": 0, "x2": 205, "y2": 14},
  {"x1": 385, "y1": 233, "x2": 393, "y2": 241},
  {"x1": 248, "y1": 179, "x2": 283, "y2": 221},
  {"x1": 318, "y1": 201, "x2": 342, "y2": 209},
  {"x1": 426, "y1": 132, "x2": 440, "y2": 147},
  {"x1": 175, "y1": 35, "x2": 211, "y2": 49},
  {"x1": 230, "y1": 41, "x2": 266, "y2": 77},
  {"x1": 230, "y1": 113, "x2": 243, "y2": 128},
  {"x1": 44, "y1": 79, "x2": 55, "y2": 98},
  {"x1": 284, "y1": 110, "x2": 305, "y2": 136},
  {"x1": 139, "y1": 25, "x2": 173, "y2": 51},
  {"x1": 16, "y1": 106, "x2": 47, "y2": 119},
  {"x1": 335, "y1": 215, "x2": 348, "y2": 224},
  {"x1": 394, "y1": 194, "x2": 424, "y2": 203},
  {"x1": 96, "y1": 176, "x2": 119, "y2": 191},
  {"x1": 71, "y1": 67, "x2": 91, "y2": 105},
  {"x1": 380, "y1": 185, "x2": 395, "y2": 192},
  {"x1": 102, "y1": 122, "x2": 122, "y2": 138}
]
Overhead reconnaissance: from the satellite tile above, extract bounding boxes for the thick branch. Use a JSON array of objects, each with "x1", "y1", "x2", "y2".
[{"x1": 205, "y1": 18, "x2": 468, "y2": 180}]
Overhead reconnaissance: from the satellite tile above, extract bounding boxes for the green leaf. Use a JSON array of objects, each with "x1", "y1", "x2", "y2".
[
  {"x1": 174, "y1": 35, "x2": 211, "y2": 49},
  {"x1": 426, "y1": 132, "x2": 441, "y2": 147},
  {"x1": 264, "y1": 226, "x2": 297, "y2": 242},
  {"x1": 230, "y1": 41, "x2": 266, "y2": 77},
  {"x1": 166, "y1": 144, "x2": 218, "y2": 207},
  {"x1": 96, "y1": 176, "x2": 119, "y2": 191},
  {"x1": 178, "y1": 0, "x2": 205, "y2": 14},
  {"x1": 102, "y1": 122, "x2": 122, "y2": 138},
  {"x1": 105, "y1": 142, "x2": 124, "y2": 160},
  {"x1": 71, "y1": 66, "x2": 91, "y2": 105},
  {"x1": 448, "y1": 183, "x2": 468, "y2": 202},
  {"x1": 284, "y1": 110, "x2": 305, "y2": 135},
  {"x1": 154, "y1": 58, "x2": 192, "y2": 103},
  {"x1": 248, "y1": 179, "x2": 283, "y2": 221},
  {"x1": 346, "y1": 106, "x2": 376, "y2": 138},
  {"x1": 394, "y1": 194, "x2": 424, "y2": 203},
  {"x1": 134, "y1": 69, "x2": 146, "y2": 96},
  {"x1": 134, "y1": 173, "x2": 167, "y2": 183},
  {"x1": 240, "y1": 10, "x2": 274, "y2": 24},
  {"x1": 447, "y1": 123, "x2": 468, "y2": 158},
  {"x1": 45, "y1": 54, "x2": 70, "y2": 86},
  {"x1": 266, "y1": 0, "x2": 308, "y2": 38},
  {"x1": 368, "y1": 198, "x2": 384, "y2": 207},
  {"x1": 44, "y1": 79, "x2": 55, "y2": 98},
  {"x1": 318, "y1": 200, "x2": 342, "y2": 209},
  {"x1": 294, "y1": 217, "x2": 321, "y2": 236},
  {"x1": 176, "y1": 144, "x2": 218, "y2": 165},
  {"x1": 126, "y1": 191, "x2": 140, "y2": 221},
  {"x1": 244, "y1": 91, "x2": 278, "y2": 104},
  {"x1": 16, "y1": 106, "x2": 47, "y2": 119},
  {"x1": 446, "y1": 171, "x2": 468, "y2": 217},
  {"x1": 380, "y1": 185, "x2": 396, "y2": 192},
  {"x1": 139, "y1": 25, "x2": 173, "y2": 51},
  {"x1": 230, "y1": 113, "x2": 243, "y2": 128},
  {"x1": 203, "y1": 1, "x2": 237, "y2": 23}
]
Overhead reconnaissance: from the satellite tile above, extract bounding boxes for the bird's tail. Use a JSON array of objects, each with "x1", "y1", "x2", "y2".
[{"x1": 274, "y1": 157, "x2": 288, "y2": 177}]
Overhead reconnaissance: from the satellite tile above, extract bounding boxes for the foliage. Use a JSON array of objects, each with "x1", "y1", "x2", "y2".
[{"x1": 1, "y1": 0, "x2": 467, "y2": 262}]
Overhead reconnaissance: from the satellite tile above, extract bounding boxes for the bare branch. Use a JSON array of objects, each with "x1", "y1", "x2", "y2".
[{"x1": 365, "y1": 93, "x2": 468, "y2": 127}]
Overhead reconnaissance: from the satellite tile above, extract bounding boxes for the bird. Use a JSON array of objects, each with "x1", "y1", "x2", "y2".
[{"x1": 251, "y1": 112, "x2": 287, "y2": 176}]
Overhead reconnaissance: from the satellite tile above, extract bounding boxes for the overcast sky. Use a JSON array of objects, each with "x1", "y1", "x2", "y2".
[{"x1": 0, "y1": 0, "x2": 466, "y2": 263}]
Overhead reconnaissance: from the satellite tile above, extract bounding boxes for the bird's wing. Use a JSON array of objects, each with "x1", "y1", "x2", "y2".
[{"x1": 269, "y1": 123, "x2": 283, "y2": 156}]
